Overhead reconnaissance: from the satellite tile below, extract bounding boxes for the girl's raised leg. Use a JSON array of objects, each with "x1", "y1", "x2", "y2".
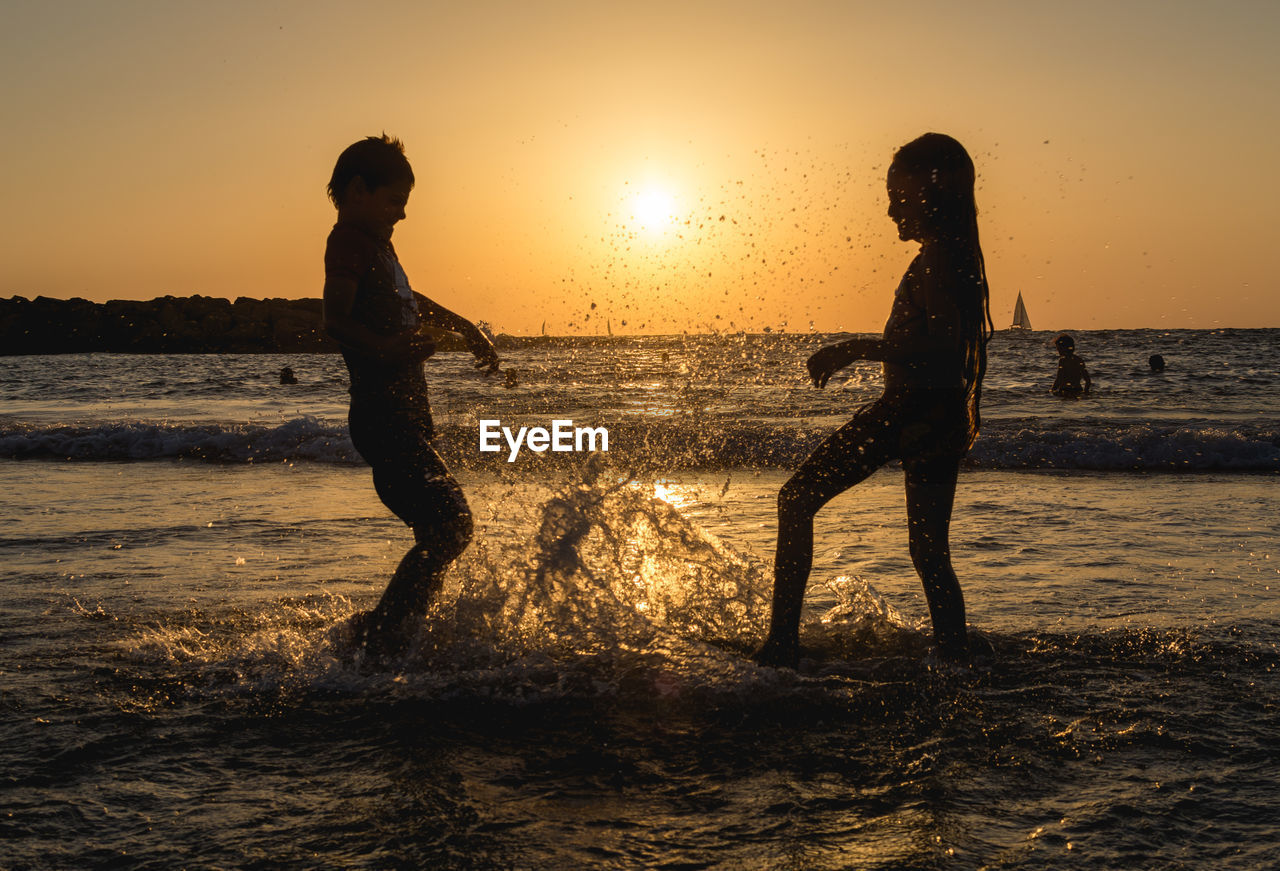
[{"x1": 755, "y1": 408, "x2": 895, "y2": 667}]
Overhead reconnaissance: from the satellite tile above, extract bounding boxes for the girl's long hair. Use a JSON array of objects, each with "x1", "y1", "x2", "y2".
[{"x1": 892, "y1": 133, "x2": 994, "y2": 440}]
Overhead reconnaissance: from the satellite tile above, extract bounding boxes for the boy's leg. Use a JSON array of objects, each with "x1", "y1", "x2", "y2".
[
  {"x1": 347, "y1": 401, "x2": 473, "y2": 652},
  {"x1": 367, "y1": 468, "x2": 473, "y2": 623}
]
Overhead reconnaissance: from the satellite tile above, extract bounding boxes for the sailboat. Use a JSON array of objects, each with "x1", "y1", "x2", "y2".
[{"x1": 1010, "y1": 292, "x2": 1032, "y2": 330}]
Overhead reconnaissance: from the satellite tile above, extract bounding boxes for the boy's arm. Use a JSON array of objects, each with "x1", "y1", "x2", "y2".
[
  {"x1": 324, "y1": 277, "x2": 433, "y2": 364},
  {"x1": 413, "y1": 291, "x2": 499, "y2": 371},
  {"x1": 1082, "y1": 359, "x2": 1092, "y2": 394}
]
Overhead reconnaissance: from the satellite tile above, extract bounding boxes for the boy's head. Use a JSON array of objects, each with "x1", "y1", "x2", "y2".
[
  {"x1": 327, "y1": 134, "x2": 414, "y2": 208},
  {"x1": 1054, "y1": 334, "x2": 1075, "y2": 355}
]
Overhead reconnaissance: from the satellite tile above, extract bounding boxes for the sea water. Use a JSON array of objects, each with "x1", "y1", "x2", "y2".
[{"x1": 1, "y1": 330, "x2": 1278, "y2": 869}]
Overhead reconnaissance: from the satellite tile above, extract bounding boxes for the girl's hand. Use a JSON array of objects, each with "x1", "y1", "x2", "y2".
[
  {"x1": 806, "y1": 344, "x2": 846, "y2": 388},
  {"x1": 807, "y1": 338, "x2": 873, "y2": 387}
]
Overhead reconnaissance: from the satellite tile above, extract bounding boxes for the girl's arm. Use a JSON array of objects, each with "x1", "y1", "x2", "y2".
[
  {"x1": 807, "y1": 249, "x2": 968, "y2": 388},
  {"x1": 805, "y1": 337, "x2": 873, "y2": 388},
  {"x1": 807, "y1": 312, "x2": 964, "y2": 387}
]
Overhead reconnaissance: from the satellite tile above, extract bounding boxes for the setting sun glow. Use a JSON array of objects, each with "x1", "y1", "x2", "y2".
[
  {"x1": 2, "y1": 2, "x2": 1278, "y2": 332},
  {"x1": 630, "y1": 189, "x2": 676, "y2": 232}
]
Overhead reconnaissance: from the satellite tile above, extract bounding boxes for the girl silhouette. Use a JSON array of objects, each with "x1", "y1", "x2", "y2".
[{"x1": 754, "y1": 133, "x2": 994, "y2": 667}]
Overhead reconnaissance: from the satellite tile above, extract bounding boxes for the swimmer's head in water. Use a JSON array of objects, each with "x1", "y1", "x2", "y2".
[
  {"x1": 888, "y1": 133, "x2": 977, "y2": 243},
  {"x1": 1149, "y1": 354, "x2": 1165, "y2": 371}
]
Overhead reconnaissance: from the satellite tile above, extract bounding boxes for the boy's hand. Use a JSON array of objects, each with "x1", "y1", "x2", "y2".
[
  {"x1": 389, "y1": 331, "x2": 434, "y2": 363},
  {"x1": 410, "y1": 334, "x2": 436, "y2": 361},
  {"x1": 468, "y1": 333, "x2": 500, "y2": 374}
]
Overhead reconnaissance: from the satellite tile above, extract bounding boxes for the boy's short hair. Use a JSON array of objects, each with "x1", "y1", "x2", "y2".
[
  {"x1": 327, "y1": 134, "x2": 414, "y2": 207},
  {"x1": 1054, "y1": 334, "x2": 1074, "y2": 351}
]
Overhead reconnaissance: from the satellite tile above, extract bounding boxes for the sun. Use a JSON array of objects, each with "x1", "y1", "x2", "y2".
[{"x1": 630, "y1": 188, "x2": 676, "y2": 232}]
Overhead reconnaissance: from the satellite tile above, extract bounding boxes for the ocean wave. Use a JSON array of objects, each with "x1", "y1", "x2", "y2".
[
  {"x1": 968, "y1": 420, "x2": 1280, "y2": 472},
  {"x1": 2, "y1": 416, "x2": 1277, "y2": 471},
  {"x1": 0, "y1": 416, "x2": 359, "y2": 464}
]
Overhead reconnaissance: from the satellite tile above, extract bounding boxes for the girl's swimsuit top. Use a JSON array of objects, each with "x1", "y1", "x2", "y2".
[{"x1": 881, "y1": 249, "x2": 967, "y2": 397}]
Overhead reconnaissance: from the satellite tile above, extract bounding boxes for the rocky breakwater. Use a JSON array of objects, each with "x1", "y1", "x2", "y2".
[{"x1": 1, "y1": 295, "x2": 340, "y2": 354}]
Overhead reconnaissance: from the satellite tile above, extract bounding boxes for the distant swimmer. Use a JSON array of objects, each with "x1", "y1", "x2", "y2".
[
  {"x1": 279, "y1": 366, "x2": 298, "y2": 385},
  {"x1": 1149, "y1": 354, "x2": 1166, "y2": 373},
  {"x1": 1051, "y1": 334, "x2": 1091, "y2": 398},
  {"x1": 322, "y1": 134, "x2": 500, "y2": 657},
  {"x1": 753, "y1": 133, "x2": 994, "y2": 668}
]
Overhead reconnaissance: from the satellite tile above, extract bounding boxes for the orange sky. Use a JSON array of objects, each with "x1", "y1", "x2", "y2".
[{"x1": 3, "y1": 1, "x2": 1277, "y2": 333}]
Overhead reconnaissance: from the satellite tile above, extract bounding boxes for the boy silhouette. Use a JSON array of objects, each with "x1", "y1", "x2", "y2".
[{"x1": 323, "y1": 134, "x2": 498, "y2": 655}]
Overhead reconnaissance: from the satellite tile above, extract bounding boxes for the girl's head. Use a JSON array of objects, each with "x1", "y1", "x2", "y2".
[
  {"x1": 888, "y1": 134, "x2": 993, "y2": 434},
  {"x1": 887, "y1": 133, "x2": 978, "y2": 243}
]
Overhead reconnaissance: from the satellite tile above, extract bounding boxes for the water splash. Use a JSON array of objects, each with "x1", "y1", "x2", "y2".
[
  {"x1": 111, "y1": 467, "x2": 941, "y2": 705},
  {"x1": 808, "y1": 575, "x2": 921, "y2": 661},
  {"x1": 489, "y1": 466, "x2": 772, "y2": 650}
]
